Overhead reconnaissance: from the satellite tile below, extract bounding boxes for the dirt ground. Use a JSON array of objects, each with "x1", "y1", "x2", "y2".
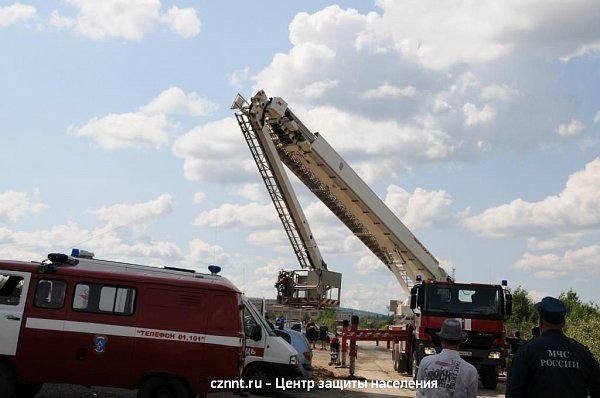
[
  {"x1": 37, "y1": 341, "x2": 505, "y2": 398},
  {"x1": 306, "y1": 340, "x2": 506, "y2": 398}
]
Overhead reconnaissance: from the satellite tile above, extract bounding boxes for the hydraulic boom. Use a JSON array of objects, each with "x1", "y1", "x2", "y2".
[{"x1": 233, "y1": 90, "x2": 448, "y2": 306}]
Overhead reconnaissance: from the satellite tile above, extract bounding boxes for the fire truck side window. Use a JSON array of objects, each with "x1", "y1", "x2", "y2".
[
  {"x1": 34, "y1": 279, "x2": 67, "y2": 309},
  {"x1": 0, "y1": 274, "x2": 24, "y2": 306},
  {"x1": 73, "y1": 283, "x2": 136, "y2": 315}
]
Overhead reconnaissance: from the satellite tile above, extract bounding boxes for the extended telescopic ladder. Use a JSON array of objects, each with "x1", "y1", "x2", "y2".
[
  {"x1": 232, "y1": 94, "x2": 341, "y2": 308},
  {"x1": 235, "y1": 111, "x2": 312, "y2": 269},
  {"x1": 233, "y1": 91, "x2": 448, "y2": 296}
]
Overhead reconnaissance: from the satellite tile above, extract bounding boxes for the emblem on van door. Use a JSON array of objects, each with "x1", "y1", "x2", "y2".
[{"x1": 93, "y1": 335, "x2": 108, "y2": 354}]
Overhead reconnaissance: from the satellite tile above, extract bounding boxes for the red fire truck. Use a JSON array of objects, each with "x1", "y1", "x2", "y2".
[
  {"x1": 0, "y1": 252, "x2": 244, "y2": 398},
  {"x1": 233, "y1": 91, "x2": 512, "y2": 389},
  {"x1": 392, "y1": 279, "x2": 512, "y2": 389}
]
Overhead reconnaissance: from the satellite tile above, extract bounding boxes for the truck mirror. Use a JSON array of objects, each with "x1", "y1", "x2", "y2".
[
  {"x1": 505, "y1": 293, "x2": 513, "y2": 317},
  {"x1": 251, "y1": 325, "x2": 262, "y2": 341},
  {"x1": 410, "y1": 286, "x2": 418, "y2": 310}
]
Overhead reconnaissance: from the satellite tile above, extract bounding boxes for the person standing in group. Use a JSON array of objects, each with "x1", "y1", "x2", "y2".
[
  {"x1": 506, "y1": 296, "x2": 600, "y2": 398},
  {"x1": 306, "y1": 319, "x2": 317, "y2": 349},
  {"x1": 329, "y1": 333, "x2": 341, "y2": 366},
  {"x1": 265, "y1": 315, "x2": 274, "y2": 331},
  {"x1": 319, "y1": 324, "x2": 329, "y2": 350},
  {"x1": 416, "y1": 319, "x2": 478, "y2": 398}
]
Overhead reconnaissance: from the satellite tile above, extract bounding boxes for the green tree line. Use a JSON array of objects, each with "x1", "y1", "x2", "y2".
[{"x1": 506, "y1": 287, "x2": 600, "y2": 359}]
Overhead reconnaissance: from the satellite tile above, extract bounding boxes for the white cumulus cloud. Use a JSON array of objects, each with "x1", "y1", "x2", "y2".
[
  {"x1": 68, "y1": 112, "x2": 168, "y2": 150},
  {"x1": 361, "y1": 0, "x2": 600, "y2": 69},
  {"x1": 171, "y1": 117, "x2": 256, "y2": 182},
  {"x1": 70, "y1": 87, "x2": 215, "y2": 150},
  {"x1": 384, "y1": 185, "x2": 456, "y2": 229},
  {"x1": 231, "y1": 183, "x2": 268, "y2": 202},
  {"x1": 556, "y1": 119, "x2": 585, "y2": 137},
  {"x1": 298, "y1": 79, "x2": 338, "y2": 99},
  {"x1": 162, "y1": 6, "x2": 200, "y2": 38},
  {"x1": 0, "y1": 3, "x2": 36, "y2": 27},
  {"x1": 464, "y1": 157, "x2": 600, "y2": 237},
  {"x1": 90, "y1": 194, "x2": 173, "y2": 226},
  {"x1": 194, "y1": 202, "x2": 277, "y2": 229},
  {"x1": 362, "y1": 83, "x2": 416, "y2": 99},
  {"x1": 463, "y1": 103, "x2": 496, "y2": 126},
  {"x1": 140, "y1": 86, "x2": 216, "y2": 117},
  {"x1": 0, "y1": 190, "x2": 46, "y2": 223},
  {"x1": 480, "y1": 84, "x2": 519, "y2": 101},
  {"x1": 252, "y1": 3, "x2": 594, "y2": 164},
  {"x1": 513, "y1": 245, "x2": 600, "y2": 279},
  {"x1": 50, "y1": 0, "x2": 200, "y2": 40},
  {"x1": 355, "y1": 253, "x2": 385, "y2": 275}
]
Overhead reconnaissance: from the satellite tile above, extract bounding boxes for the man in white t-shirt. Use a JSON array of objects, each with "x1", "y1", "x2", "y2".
[{"x1": 416, "y1": 319, "x2": 478, "y2": 398}]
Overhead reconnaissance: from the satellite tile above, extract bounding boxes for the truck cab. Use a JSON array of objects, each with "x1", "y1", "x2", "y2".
[
  {"x1": 241, "y1": 297, "x2": 301, "y2": 394},
  {"x1": 407, "y1": 280, "x2": 512, "y2": 389}
]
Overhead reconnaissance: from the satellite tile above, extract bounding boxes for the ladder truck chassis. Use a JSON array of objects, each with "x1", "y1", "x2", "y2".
[{"x1": 233, "y1": 91, "x2": 512, "y2": 389}]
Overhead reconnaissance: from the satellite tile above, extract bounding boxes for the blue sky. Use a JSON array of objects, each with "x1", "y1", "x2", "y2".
[{"x1": 1, "y1": 0, "x2": 599, "y2": 313}]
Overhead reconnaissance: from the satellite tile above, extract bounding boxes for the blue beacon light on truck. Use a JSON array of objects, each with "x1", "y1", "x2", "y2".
[{"x1": 71, "y1": 248, "x2": 95, "y2": 259}]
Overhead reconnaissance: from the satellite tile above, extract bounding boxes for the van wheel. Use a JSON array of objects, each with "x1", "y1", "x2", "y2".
[
  {"x1": 243, "y1": 364, "x2": 275, "y2": 395},
  {"x1": 16, "y1": 382, "x2": 43, "y2": 398},
  {"x1": 138, "y1": 377, "x2": 192, "y2": 398},
  {"x1": 0, "y1": 363, "x2": 17, "y2": 398}
]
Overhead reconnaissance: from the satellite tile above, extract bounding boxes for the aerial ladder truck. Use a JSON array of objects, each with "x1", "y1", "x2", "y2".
[{"x1": 233, "y1": 91, "x2": 512, "y2": 389}]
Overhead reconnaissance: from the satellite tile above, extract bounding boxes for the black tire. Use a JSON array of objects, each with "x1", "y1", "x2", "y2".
[
  {"x1": 16, "y1": 382, "x2": 43, "y2": 398},
  {"x1": 392, "y1": 349, "x2": 399, "y2": 371},
  {"x1": 411, "y1": 351, "x2": 419, "y2": 381},
  {"x1": 137, "y1": 377, "x2": 192, "y2": 398},
  {"x1": 397, "y1": 354, "x2": 408, "y2": 373},
  {"x1": 0, "y1": 363, "x2": 17, "y2": 398},
  {"x1": 242, "y1": 364, "x2": 275, "y2": 396},
  {"x1": 482, "y1": 367, "x2": 499, "y2": 390},
  {"x1": 406, "y1": 351, "x2": 413, "y2": 375}
]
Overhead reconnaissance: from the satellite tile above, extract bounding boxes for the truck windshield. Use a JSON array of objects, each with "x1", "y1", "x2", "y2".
[{"x1": 424, "y1": 284, "x2": 503, "y2": 319}]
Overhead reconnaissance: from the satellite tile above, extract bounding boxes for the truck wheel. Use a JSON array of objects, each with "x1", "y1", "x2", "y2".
[
  {"x1": 406, "y1": 352, "x2": 413, "y2": 375},
  {"x1": 0, "y1": 363, "x2": 17, "y2": 398},
  {"x1": 242, "y1": 364, "x2": 275, "y2": 396},
  {"x1": 482, "y1": 367, "x2": 499, "y2": 390},
  {"x1": 397, "y1": 354, "x2": 408, "y2": 373},
  {"x1": 16, "y1": 382, "x2": 43, "y2": 398},
  {"x1": 411, "y1": 351, "x2": 419, "y2": 381},
  {"x1": 137, "y1": 377, "x2": 192, "y2": 398}
]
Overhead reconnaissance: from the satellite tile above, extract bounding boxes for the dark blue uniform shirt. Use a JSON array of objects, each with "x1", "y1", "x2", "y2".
[{"x1": 506, "y1": 330, "x2": 600, "y2": 398}]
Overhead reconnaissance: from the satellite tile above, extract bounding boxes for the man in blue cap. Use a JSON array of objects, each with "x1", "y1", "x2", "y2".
[
  {"x1": 416, "y1": 318, "x2": 478, "y2": 397},
  {"x1": 506, "y1": 296, "x2": 600, "y2": 397}
]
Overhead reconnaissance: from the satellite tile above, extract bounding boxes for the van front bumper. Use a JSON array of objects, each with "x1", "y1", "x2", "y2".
[{"x1": 270, "y1": 363, "x2": 302, "y2": 380}]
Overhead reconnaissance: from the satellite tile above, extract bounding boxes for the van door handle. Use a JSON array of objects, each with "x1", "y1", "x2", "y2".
[{"x1": 5, "y1": 315, "x2": 21, "y2": 321}]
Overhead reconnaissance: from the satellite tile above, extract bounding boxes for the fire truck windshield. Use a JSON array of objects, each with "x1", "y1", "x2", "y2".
[{"x1": 423, "y1": 284, "x2": 503, "y2": 319}]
